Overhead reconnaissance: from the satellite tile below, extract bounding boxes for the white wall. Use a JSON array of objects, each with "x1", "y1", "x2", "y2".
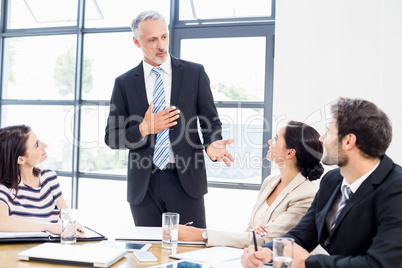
[
  {"x1": 205, "y1": 0, "x2": 402, "y2": 232},
  {"x1": 273, "y1": 0, "x2": 402, "y2": 164}
]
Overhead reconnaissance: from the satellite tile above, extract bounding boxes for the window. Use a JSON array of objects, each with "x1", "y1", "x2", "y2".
[
  {"x1": 174, "y1": 22, "x2": 275, "y2": 187},
  {"x1": 181, "y1": 37, "x2": 266, "y2": 102},
  {"x1": 2, "y1": 35, "x2": 77, "y2": 100},
  {"x1": 84, "y1": 0, "x2": 170, "y2": 28},
  {"x1": 178, "y1": 0, "x2": 273, "y2": 21},
  {"x1": 81, "y1": 32, "x2": 139, "y2": 100},
  {"x1": 8, "y1": 0, "x2": 78, "y2": 29},
  {"x1": 2, "y1": 105, "x2": 74, "y2": 171},
  {"x1": 0, "y1": 1, "x2": 275, "y2": 223}
]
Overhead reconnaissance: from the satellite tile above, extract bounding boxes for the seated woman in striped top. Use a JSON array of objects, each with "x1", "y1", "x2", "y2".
[{"x1": 0, "y1": 124, "x2": 83, "y2": 235}]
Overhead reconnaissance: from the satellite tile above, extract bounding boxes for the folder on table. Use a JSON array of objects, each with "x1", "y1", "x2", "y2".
[{"x1": 0, "y1": 226, "x2": 106, "y2": 243}]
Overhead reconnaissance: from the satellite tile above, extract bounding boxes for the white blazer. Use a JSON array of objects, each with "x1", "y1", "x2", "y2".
[{"x1": 206, "y1": 173, "x2": 318, "y2": 248}]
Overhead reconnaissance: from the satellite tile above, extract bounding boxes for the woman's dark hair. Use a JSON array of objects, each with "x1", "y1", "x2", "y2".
[
  {"x1": 0, "y1": 125, "x2": 40, "y2": 193},
  {"x1": 284, "y1": 121, "x2": 324, "y2": 181}
]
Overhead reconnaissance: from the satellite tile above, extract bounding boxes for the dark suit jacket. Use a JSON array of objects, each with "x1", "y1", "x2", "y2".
[
  {"x1": 264, "y1": 155, "x2": 402, "y2": 267},
  {"x1": 105, "y1": 56, "x2": 222, "y2": 205}
]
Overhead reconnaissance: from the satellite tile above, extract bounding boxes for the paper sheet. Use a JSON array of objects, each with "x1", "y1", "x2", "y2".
[
  {"x1": 115, "y1": 226, "x2": 205, "y2": 246},
  {"x1": 169, "y1": 246, "x2": 243, "y2": 263}
]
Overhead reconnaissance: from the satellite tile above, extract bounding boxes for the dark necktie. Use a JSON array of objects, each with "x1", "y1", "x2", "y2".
[{"x1": 331, "y1": 185, "x2": 353, "y2": 232}]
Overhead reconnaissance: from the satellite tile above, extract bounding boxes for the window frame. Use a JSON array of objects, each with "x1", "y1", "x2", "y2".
[
  {"x1": 170, "y1": 6, "x2": 275, "y2": 189},
  {"x1": 0, "y1": 0, "x2": 276, "y2": 207}
]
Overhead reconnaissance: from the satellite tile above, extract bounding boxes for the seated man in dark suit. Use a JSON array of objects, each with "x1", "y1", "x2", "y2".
[{"x1": 241, "y1": 97, "x2": 402, "y2": 268}]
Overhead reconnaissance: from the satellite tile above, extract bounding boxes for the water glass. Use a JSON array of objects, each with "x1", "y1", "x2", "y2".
[
  {"x1": 60, "y1": 208, "x2": 78, "y2": 244},
  {"x1": 273, "y1": 237, "x2": 294, "y2": 268},
  {"x1": 162, "y1": 212, "x2": 180, "y2": 250}
]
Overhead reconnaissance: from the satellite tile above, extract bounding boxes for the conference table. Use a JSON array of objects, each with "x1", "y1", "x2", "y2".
[{"x1": 0, "y1": 241, "x2": 203, "y2": 268}]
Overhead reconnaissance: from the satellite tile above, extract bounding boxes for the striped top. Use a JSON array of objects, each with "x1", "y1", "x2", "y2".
[{"x1": 0, "y1": 169, "x2": 63, "y2": 223}]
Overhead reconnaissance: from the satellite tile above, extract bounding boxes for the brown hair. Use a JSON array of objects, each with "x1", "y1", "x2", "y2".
[
  {"x1": 0, "y1": 125, "x2": 40, "y2": 193},
  {"x1": 330, "y1": 98, "x2": 392, "y2": 158}
]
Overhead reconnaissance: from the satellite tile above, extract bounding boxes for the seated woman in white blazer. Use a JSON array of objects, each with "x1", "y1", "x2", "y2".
[{"x1": 178, "y1": 121, "x2": 324, "y2": 248}]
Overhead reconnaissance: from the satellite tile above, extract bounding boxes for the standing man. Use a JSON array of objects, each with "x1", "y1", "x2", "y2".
[
  {"x1": 241, "y1": 97, "x2": 402, "y2": 267},
  {"x1": 105, "y1": 11, "x2": 234, "y2": 228}
]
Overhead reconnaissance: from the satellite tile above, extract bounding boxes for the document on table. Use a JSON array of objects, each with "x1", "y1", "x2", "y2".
[
  {"x1": 115, "y1": 226, "x2": 205, "y2": 246},
  {"x1": 0, "y1": 226, "x2": 106, "y2": 243},
  {"x1": 169, "y1": 246, "x2": 243, "y2": 263}
]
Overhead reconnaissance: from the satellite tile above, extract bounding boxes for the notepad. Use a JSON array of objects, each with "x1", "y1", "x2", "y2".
[{"x1": 18, "y1": 242, "x2": 127, "y2": 267}]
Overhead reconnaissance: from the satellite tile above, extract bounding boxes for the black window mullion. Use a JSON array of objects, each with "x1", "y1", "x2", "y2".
[
  {"x1": 0, "y1": 0, "x2": 9, "y2": 126},
  {"x1": 176, "y1": 17, "x2": 274, "y2": 26},
  {"x1": 261, "y1": 31, "x2": 275, "y2": 182},
  {"x1": 214, "y1": 102, "x2": 265, "y2": 109},
  {"x1": 70, "y1": 0, "x2": 86, "y2": 209}
]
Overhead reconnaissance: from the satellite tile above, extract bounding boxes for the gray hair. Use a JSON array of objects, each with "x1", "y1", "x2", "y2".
[{"x1": 131, "y1": 11, "x2": 166, "y2": 38}]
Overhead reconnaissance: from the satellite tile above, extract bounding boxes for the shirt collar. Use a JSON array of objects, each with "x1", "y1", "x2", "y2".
[
  {"x1": 143, "y1": 53, "x2": 172, "y2": 77},
  {"x1": 341, "y1": 160, "x2": 380, "y2": 194}
]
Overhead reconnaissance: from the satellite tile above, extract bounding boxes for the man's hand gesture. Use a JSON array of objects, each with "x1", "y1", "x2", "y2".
[
  {"x1": 206, "y1": 139, "x2": 235, "y2": 167},
  {"x1": 139, "y1": 103, "x2": 180, "y2": 137}
]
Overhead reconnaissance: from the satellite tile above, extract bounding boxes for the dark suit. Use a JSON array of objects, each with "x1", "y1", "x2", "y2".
[
  {"x1": 263, "y1": 155, "x2": 402, "y2": 267},
  {"x1": 105, "y1": 56, "x2": 222, "y2": 227}
]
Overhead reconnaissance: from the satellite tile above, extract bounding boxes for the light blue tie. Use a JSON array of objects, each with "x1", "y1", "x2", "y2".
[
  {"x1": 152, "y1": 67, "x2": 169, "y2": 169},
  {"x1": 331, "y1": 185, "x2": 352, "y2": 232}
]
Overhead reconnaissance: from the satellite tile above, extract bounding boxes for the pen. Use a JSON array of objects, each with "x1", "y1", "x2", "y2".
[
  {"x1": 184, "y1": 221, "x2": 193, "y2": 226},
  {"x1": 252, "y1": 231, "x2": 258, "y2": 251}
]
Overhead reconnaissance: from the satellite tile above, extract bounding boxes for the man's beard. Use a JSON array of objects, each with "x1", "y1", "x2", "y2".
[{"x1": 322, "y1": 145, "x2": 348, "y2": 167}]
